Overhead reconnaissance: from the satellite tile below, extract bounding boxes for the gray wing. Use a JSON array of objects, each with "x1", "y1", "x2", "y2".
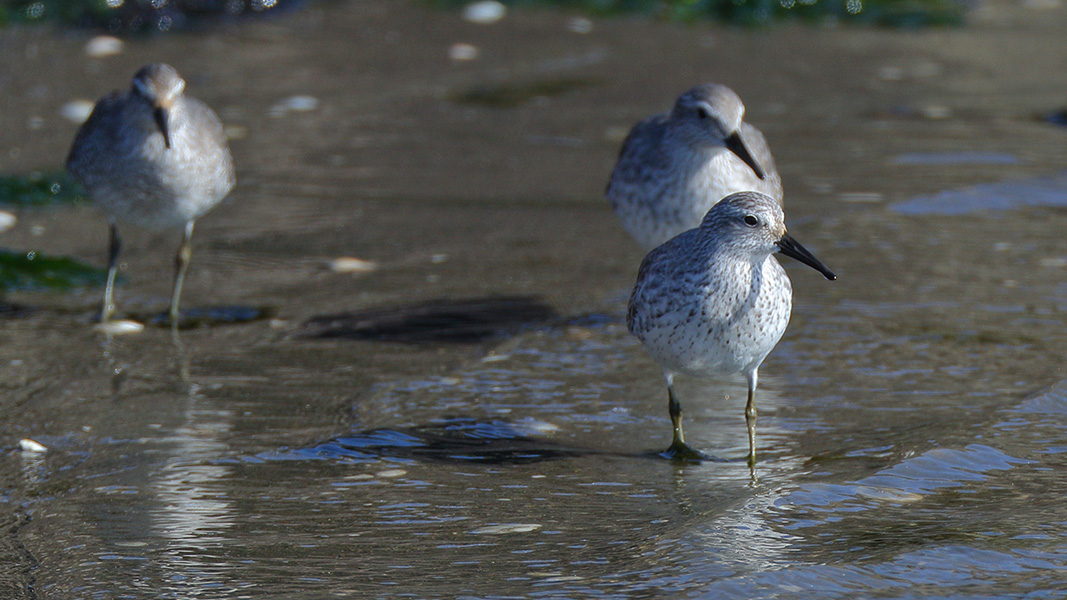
[
  {"x1": 606, "y1": 113, "x2": 670, "y2": 198},
  {"x1": 182, "y1": 96, "x2": 236, "y2": 194},
  {"x1": 626, "y1": 231, "x2": 711, "y2": 336},
  {"x1": 739, "y1": 122, "x2": 784, "y2": 202},
  {"x1": 66, "y1": 91, "x2": 124, "y2": 179}
]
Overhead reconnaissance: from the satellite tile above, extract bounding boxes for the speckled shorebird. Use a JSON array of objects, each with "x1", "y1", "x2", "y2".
[
  {"x1": 67, "y1": 63, "x2": 235, "y2": 325},
  {"x1": 627, "y1": 192, "x2": 835, "y2": 464},
  {"x1": 607, "y1": 83, "x2": 783, "y2": 249}
]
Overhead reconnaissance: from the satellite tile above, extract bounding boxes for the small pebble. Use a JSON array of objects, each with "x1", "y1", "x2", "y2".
[
  {"x1": 448, "y1": 43, "x2": 479, "y2": 61},
  {"x1": 911, "y1": 62, "x2": 942, "y2": 78},
  {"x1": 519, "y1": 420, "x2": 560, "y2": 434},
  {"x1": 920, "y1": 104, "x2": 952, "y2": 120},
  {"x1": 839, "y1": 192, "x2": 884, "y2": 203},
  {"x1": 565, "y1": 326, "x2": 594, "y2": 340},
  {"x1": 376, "y1": 469, "x2": 407, "y2": 478},
  {"x1": 603, "y1": 125, "x2": 630, "y2": 144},
  {"x1": 223, "y1": 124, "x2": 248, "y2": 140},
  {"x1": 84, "y1": 35, "x2": 124, "y2": 59},
  {"x1": 0, "y1": 211, "x2": 16, "y2": 233},
  {"x1": 809, "y1": 181, "x2": 835, "y2": 195},
  {"x1": 268, "y1": 95, "x2": 319, "y2": 117},
  {"x1": 566, "y1": 17, "x2": 593, "y2": 33},
  {"x1": 19, "y1": 439, "x2": 47, "y2": 453},
  {"x1": 1022, "y1": 0, "x2": 1062, "y2": 9},
  {"x1": 60, "y1": 100, "x2": 95, "y2": 125},
  {"x1": 462, "y1": 0, "x2": 506, "y2": 24},
  {"x1": 879, "y1": 66, "x2": 905, "y2": 81},
  {"x1": 92, "y1": 319, "x2": 145, "y2": 336},
  {"x1": 330, "y1": 257, "x2": 378, "y2": 274}
]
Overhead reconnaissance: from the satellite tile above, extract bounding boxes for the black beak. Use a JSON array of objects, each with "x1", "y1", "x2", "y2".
[
  {"x1": 724, "y1": 131, "x2": 766, "y2": 181},
  {"x1": 154, "y1": 107, "x2": 171, "y2": 149},
  {"x1": 777, "y1": 233, "x2": 836, "y2": 281}
]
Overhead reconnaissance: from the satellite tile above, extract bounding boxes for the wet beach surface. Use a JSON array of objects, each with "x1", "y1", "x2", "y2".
[{"x1": 1, "y1": 1, "x2": 1067, "y2": 597}]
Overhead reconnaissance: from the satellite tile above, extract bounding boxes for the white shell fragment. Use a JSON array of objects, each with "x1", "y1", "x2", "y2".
[
  {"x1": 462, "y1": 0, "x2": 506, "y2": 24},
  {"x1": 283, "y1": 95, "x2": 319, "y2": 112},
  {"x1": 470, "y1": 523, "x2": 542, "y2": 535},
  {"x1": 329, "y1": 257, "x2": 378, "y2": 274},
  {"x1": 92, "y1": 319, "x2": 145, "y2": 336},
  {"x1": 60, "y1": 100, "x2": 96, "y2": 125},
  {"x1": 84, "y1": 35, "x2": 124, "y2": 59},
  {"x1": 19, "y1": 439, "x2": 48, "y2": 453}
]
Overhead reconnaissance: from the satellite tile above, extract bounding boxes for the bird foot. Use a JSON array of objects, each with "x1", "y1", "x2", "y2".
[{"x1": 660, "y1": 441, "x2": 722, "y2": 463}]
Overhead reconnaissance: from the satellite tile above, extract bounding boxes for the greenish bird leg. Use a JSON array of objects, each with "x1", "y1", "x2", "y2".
[
  {"x1": 745, "y1": 368, "x2": 759, "y2": 466},
  {"x1": 101, "y1": 222, "x2": 122, "y2": 323},
  {"x1": 662, "y1": 372, "x2": 710, "y2": 462},
  {"x1": 169, "y1": 220, "x2": 196, "y2": 326}
]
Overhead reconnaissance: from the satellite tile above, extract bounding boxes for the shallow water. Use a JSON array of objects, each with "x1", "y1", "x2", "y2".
[{"x1": 2, "y1": 1, "x2": 1067, "y2": 597}]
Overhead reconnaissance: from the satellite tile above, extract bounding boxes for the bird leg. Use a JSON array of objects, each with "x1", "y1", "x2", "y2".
[
  {"x1": 101, "y1": 223, "x2": 122, "y2": 323},
  {"x1": 169, "y1": 220, "x2": 195, "y2": 326},
  {"x1": 662, "y1": 377, "x2": 711, "y2": 463},
  {"x1": 669, "y1": 380, "x2": 686, "y2": 445},
  {"x1": 745, "y1": 369, "x2": 759, "y2": 466}
]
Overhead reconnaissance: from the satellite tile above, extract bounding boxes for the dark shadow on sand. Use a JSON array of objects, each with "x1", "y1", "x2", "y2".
[
  {"x1": 139, "y1": 305, "x2": 275, "y2": 329},
  {"x1": 299, "y1": 295, "x2": 557, "y2": 344},
  {"x1": 269, "y1": 418, "x2": 727, "y2": 466},
  {"x1": 0, "y1": 302, "x2": 36, "y2": 319}
]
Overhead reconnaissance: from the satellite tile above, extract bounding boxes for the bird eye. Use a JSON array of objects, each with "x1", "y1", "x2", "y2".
[
  {"x1": 743, "y1": 215, "x2": 759, "y2": 226},
  {"x1": 696, "y1": 107, "x2": 709, "y2": 119}
]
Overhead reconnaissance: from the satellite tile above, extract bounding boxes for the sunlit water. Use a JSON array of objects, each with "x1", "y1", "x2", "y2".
[{"x1": 1, "y1": 1, "x2": 1067, "y2": 598}]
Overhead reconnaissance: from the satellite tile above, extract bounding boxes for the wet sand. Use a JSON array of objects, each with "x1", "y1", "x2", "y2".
[{"x1": 1, "y1": 1, "x2": 1066, "y2": 597}]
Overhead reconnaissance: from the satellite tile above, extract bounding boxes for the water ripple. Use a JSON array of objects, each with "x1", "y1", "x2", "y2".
[
  {"x1": 780, "y1": 444, "x2": 1031, "y2": 511},
  {"x1": 890, "y1": 171, "x2": 1067, "y2": 215}
]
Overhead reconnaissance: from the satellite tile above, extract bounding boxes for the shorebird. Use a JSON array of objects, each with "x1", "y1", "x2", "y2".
[
  {"x1": 67, "y1": 63, "x2": 235, "y2": 326},
  {"x1": 607, "y1": 83, "x2": 783, "y2": 249},
  {"x1": 626, "y1": 192, "x2": 835, "y2": 464}
]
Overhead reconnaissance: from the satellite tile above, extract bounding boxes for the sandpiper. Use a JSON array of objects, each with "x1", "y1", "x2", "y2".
[
  {"x1": 626, "y1": 192, "x2": 835, "y2": 464},
  {"x1": 607, "y1": 83, "x2": 783, "y2": 249},
  {"x1": 67, "y1": 63, "x2": 235, "y2": 326}
]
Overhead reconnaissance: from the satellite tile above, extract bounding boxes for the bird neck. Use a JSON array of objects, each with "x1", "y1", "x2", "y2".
[{"x1": 707, "y1": 244, "x2": 773, "y2": 281}]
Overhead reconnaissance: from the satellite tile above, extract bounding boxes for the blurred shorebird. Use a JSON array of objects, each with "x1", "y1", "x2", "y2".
[
  {"x1": 607, "y1": 83, "x2": 783, "y2": 249},
  {"x1": 67, "y1": 63, "x2": 235, "y2": 326},
  {"x1": 626, "y1": 192, "x2": 835, "y2": 464}
]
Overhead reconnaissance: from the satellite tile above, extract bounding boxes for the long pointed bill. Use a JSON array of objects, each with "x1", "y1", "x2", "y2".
[
  {"x1": 724, "y1": 131, "x2": 766, "y2": 181},
  {"x1": 777, "y1": 233, "x2": 836, "y2": 281},
  {"x1": 153, "y1": 107, "x2": 172, "y2": 149}
]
